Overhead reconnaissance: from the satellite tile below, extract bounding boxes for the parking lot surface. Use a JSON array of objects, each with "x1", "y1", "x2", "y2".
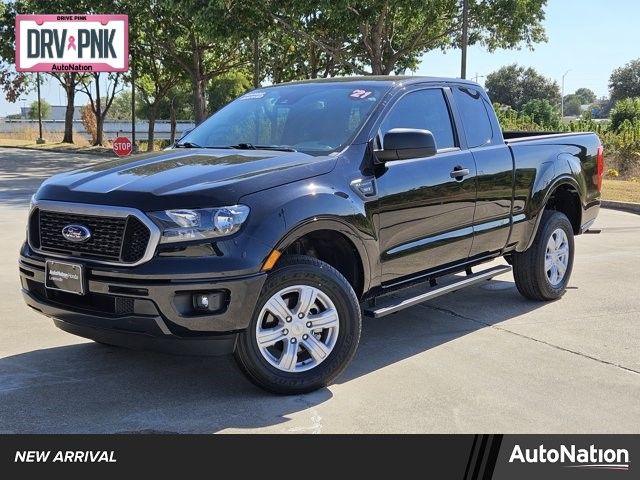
[{"x1": 1, "y1": 148, "x2": 638, "y2": 433}]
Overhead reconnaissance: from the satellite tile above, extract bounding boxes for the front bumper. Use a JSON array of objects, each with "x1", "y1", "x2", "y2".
[{"x1": 19, "y1": 245, "x2": 267, "y2": 355}]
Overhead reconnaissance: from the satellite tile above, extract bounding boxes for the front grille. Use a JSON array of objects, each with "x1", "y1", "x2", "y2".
[
  {"x1": 33, "y1": 209, "x2": 151, "y2": 263},
  {"x1": 122, "y1": 217, "x2": 151, "y2": 262}
]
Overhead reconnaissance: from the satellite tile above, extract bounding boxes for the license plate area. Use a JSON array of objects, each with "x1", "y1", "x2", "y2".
[{"x1": 45, "y1": 260, "x2": 85, "y2": 295}]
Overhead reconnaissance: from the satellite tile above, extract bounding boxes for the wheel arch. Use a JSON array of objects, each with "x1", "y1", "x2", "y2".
[
  {"x1": 523, "y1": 177, "x2": 582, "y2": 251},
  {"x1": 273, "y1": 217, "x2": 372, "y2": 299}
]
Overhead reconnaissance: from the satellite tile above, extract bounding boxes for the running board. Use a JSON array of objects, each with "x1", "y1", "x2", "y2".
[{"x1": 363, "y1": 265, "x2": 512, "y2": 318}]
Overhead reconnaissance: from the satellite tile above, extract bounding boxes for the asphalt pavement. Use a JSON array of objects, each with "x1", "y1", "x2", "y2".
[{"x1": 0, "y1": 147, "x2": 638, "y2": 433}]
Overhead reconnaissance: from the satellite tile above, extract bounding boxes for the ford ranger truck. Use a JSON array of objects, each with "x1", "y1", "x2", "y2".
[{"x1": 20, "y1": 77, "x2": 603, "y2": 394}]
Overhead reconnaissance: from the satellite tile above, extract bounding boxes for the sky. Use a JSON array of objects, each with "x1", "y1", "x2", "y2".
[
  {"x1": 416, "y1": 0, "x2": 640, "y2": 98},
  {"x1": 2, "y1": 0, "x2": 639, "y2": 115}
]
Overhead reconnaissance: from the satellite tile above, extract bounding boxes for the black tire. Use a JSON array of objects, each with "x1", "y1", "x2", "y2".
[
  {"x1": 512, "y1": 210, "x2": 575, "y2": 301},
  {"x1": 235, "y1": 255, "x2": 361, "y2": 394}
]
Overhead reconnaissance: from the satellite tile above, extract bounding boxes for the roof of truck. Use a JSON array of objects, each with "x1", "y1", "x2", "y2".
[{"x1": 265, "y1": 76, "x2": 482, "y2": 88}]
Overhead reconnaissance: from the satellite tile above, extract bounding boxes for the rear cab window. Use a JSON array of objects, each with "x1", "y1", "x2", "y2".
[{"x1": 452, "y1": 87, "x2": 494, "y2": 148}]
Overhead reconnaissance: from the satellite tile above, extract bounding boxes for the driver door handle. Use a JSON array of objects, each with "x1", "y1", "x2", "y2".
[{"x1": 450, "y1": 167, "x2": 470, "y2": 179}]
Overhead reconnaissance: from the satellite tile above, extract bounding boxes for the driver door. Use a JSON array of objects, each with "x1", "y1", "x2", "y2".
[{"x1": 374, "y1": 87, "x2": 477, "y2": 285}]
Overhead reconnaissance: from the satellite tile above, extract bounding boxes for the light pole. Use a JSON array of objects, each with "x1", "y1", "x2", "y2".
[
  {"x1": 561, "y1": 69, "x2": 571, "y2": 118},
  {"x1": 460, "y1": 0, "x2": 469, "y2": 79},
  {"x1": 36, "y1": 72, "x2": 45, "y2": 144}
]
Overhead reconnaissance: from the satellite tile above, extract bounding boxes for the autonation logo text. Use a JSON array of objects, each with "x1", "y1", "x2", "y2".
[{"x1": 509, "y1": 444, "x2": 630, "y2": 471}]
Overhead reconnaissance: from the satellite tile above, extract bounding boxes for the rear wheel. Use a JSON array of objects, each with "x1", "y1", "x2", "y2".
[
  {"x1": 235, "y1": 255, "x2": 361, "y2": 394},
  {"x1": 512, "y1": 210, "x2": 575, "y2": 301}
]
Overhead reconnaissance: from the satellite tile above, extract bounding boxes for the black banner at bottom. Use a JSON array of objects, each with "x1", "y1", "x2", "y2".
[{"x1": 0, "y1": 434, "x2": 636, "y2": 478}]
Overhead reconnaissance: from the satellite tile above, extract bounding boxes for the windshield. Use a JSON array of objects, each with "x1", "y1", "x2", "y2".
[{"x1": 179, "y1": 83, "x2": 389, "y2": 156}]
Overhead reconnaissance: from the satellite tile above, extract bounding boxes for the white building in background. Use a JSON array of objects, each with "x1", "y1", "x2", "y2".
[{"x1": 20, "y1": 105, "x2": 83, "y2": 121}]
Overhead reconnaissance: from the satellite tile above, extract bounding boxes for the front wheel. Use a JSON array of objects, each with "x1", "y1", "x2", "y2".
[
  {"x1": 512, "y1": 210, "x2": 575, "y2": 301},
  {"x1": 235, "y1": 255, "x2": 361, "y2": 394}
]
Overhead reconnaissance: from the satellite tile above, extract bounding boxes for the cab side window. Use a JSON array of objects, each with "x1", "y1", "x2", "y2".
[
  {"x1": 453, "y1": 87, "x2": 494, "y2": 148},
  {"x1": 381, "y1": 89, "x2": 456, "y2": 150}
]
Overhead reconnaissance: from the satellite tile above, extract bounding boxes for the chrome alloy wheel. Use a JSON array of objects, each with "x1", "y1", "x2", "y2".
[
  {"x1": 255, "y1": 285, "x2": 340, "y2": 373},
  {"x1": 545, "y1": 228, "x2": 570, "y2": 286}
]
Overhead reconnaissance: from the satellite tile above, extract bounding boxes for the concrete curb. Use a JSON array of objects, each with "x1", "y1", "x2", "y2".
[
  {"x1": 601, "y1": 200, "x2": 640, "y2": 214},
  {"x1": 0, "y1": 144, "x2": 115, "y2": 157}
]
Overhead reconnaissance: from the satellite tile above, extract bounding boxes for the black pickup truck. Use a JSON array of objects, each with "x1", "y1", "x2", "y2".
[{"x1": 20, "y1": 77, "x2": 603, "y2": 394}]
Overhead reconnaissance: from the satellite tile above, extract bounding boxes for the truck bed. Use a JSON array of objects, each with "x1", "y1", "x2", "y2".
[{"x1": 503, "y1": 131, "x2": 594, "y2": 143}]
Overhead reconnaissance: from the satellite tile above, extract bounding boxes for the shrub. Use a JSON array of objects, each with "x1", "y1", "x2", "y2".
[
  {"x1": 521, "y1": 99, "x2": 561, "y2": 129},
  {"x1": 494, "y1": 100, "x2": 640, "y2": 179},
  {"x1": 607, "y1": 168, "x2": 620, "y2": 177},
  {"x1": 610, "y1": 98, "x2": 640, "y2": 132},
  {"x1": 81, "y1": 104, "x2": 97, "y2": 144}
]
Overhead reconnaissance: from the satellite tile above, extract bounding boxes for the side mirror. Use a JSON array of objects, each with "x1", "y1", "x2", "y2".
[{"x1": 373, "y1": 128, "x2": 437, "y2": 163}]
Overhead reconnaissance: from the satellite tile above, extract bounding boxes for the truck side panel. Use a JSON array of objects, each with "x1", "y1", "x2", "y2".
[{"x1": 505, "y1": 133, "x2": 601, "y2": 252}]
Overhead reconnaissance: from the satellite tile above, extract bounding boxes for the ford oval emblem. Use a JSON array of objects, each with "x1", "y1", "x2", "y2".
[{"x1": 61, "y1": 224, "x2": 92, "y2": 243}]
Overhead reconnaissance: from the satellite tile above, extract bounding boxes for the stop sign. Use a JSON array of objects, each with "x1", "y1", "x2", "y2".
[{"x1": 113, "y1": 137, "x2": 133, "y2": 157}]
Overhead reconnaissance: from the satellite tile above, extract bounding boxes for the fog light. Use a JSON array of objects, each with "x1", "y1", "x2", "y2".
[
  {"x1": 189, "y1": 291, "x2": 226, "y2": 314},
  {"x1": 193, "y1": 294, "x2": 210, "y2": 312}
]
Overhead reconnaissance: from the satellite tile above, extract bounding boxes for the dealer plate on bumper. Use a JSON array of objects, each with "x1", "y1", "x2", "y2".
[{"x1": 45, "y1": 260, "x2": 85, "y2": 295}]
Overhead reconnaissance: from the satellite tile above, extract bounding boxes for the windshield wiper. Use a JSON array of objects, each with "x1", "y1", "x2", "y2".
[
  {"x1": 175, "y1": 141, "x2": 202, "y2": 148},
  {"x1": 176, "y1": 142, "x2": 297, "y2": 152},
  {"x1": 229, "y1": 143, "x2": 297, "y2": 152},
  {"x1": 255, "y1": 145, "x2": 297, "y2": 152},
  {"x1": 229, "y1": 143, "x2": 256, "y2": 150}
]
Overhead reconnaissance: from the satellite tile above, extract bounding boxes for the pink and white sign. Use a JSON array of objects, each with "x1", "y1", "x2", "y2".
[{"x1": 16, "y1": 14, "x2": 128, "y2": 72}]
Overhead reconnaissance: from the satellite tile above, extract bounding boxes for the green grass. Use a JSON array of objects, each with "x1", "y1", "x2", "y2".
[{"x1": 602, "y1": 179, "x2": 640, "y2": 203}]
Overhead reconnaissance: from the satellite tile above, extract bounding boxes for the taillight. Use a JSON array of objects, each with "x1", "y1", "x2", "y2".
[{"x1": 595, "y1": 145, "x2": 604, "y2": 192}]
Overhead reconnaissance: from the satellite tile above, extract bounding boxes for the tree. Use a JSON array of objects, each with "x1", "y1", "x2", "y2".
[
  {"x1": 522, "y1": 99, "x2": 560, "y2": 128},
  {"x1": 166, "y1": 84, "x2": 195, "y2": 144},
  {"x1": 0, "y1": 2, "x2": 32, "y2": 103},
  {"x1": 115, "y1": 0, "x2": 183, "y2": 149},
  {"x1": 266, "y1": 6, "x2": 365, "y2": 78},
  {"x1": 108, "y1": 90, "x2": 133, "y2": 121},
  {"x1": 27, "y1": 99, "x2": 51, "y2": 119},
  {"x1": 485, "y1": 64, "x2": 560, "y2": 110},
  {"x1": 610, "y1": 97, "x2": 640, "y2": 132},
  {"x1": 272, "y1": 0, "x2": 548, "y2": 75},
  {"x1": 574, "y1": 87, "x2": 596, "y2": 104},
  {"x1": 50, "y1": 72, "x2": 90, "y2": 142},
  {"x1": 78, "y1": 73, "x2": 122, "y2": 145},
  {"x1": 562, "y1": 94, "x2": 582, "y2": 116},
  {"x1": 261, "y1": 13, "x2": 360, "y2": 82},
  {"x1": 590, "y1": 97, "x2": 612, "y2": 119},
  {"x1": 134, "y1": 41, "x2": 182, "y2": 150},
  {"x1": 153, "y1": 1, "x2": 252, "y2": 124},
  {"x1": 609, "y1": 59, "x2": 640, "y2": 103},
  {"x1": 562, "y1": 88, "x2": 596, "y2": 117},
  {"x1": 206, "y1": 72, "x2": 252, "y2": 113}
]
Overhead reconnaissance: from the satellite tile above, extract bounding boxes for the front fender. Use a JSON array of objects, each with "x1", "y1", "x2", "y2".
[{"x1": 240, "y1": 178, "x2": 377, "y2": 292}]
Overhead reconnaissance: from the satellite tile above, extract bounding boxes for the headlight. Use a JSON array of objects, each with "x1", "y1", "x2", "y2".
[{"x1": 148, "y1": 205, "x2": 250, "y2": 243}]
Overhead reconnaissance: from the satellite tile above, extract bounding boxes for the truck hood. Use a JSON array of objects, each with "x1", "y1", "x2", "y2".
[{"x1": 35, "y1": 148, "x2": 338, "y2": 210}]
